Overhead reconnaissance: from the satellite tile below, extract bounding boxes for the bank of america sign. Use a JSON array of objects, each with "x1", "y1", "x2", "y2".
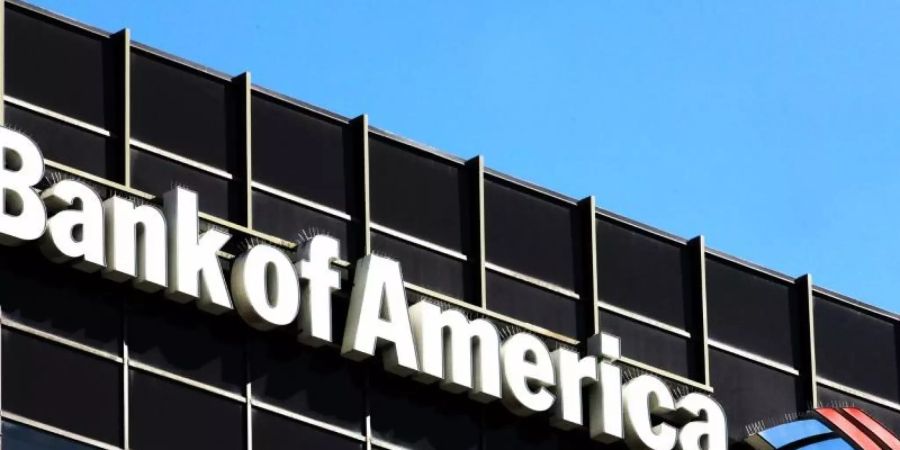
[{"x1": 0, "y1": 126, "x2": 727, "y2": 450}]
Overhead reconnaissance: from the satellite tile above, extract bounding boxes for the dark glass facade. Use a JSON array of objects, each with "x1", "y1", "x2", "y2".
[{"x1": 0, "y1": 1, "x2": 897, "y2": 449}]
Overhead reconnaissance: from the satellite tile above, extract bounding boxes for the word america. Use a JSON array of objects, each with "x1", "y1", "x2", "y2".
[{"x1": 0, "y1": 127, "x2": 726, "y2": 450}]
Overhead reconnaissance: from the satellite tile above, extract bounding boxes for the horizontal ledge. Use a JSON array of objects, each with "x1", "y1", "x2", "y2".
[
  {"x1": 129, "y1": 360, "x2": 246, "y2": 403},
  {"x1": 708, "y1": 339, "x2": 800, "y2": 376},
  {"x1": 404, "y1": 281, "x2": 580, "y2": 346},
  {"x1": 252, "y1": 181, "x2": 353, "y2": 221},
  {"x1": 617, "y1": 356, "x2": 713, "y2": 393},
  {"x1": 817, "y1": 377, "x2": 900, "y2": 413},
  {"x1": 597, "y1": 301, "x2": 692, "y2": 339},
  {"x1": 250, "y1": 399, "x2": 366, "y2": 442},
  {"x1": 45, "y1": 160, "x2": 298, "y2": 251},
  {"x1": 5, "y1": 95, "x2": 111, "y2": 137},
  {"x1": 1, "y1": 317, "x2": 123, "y2": 363},
  {"x1": 131, "y1": 139, "x2": 234, "y2": 180},
  {"x1": 370, "y1": 222, "x2": 467, "y2": 262},
  {"x1": 485, "y1": 262, "x2": 580, "y2": 300},
  {"x1": 0, "y1": 411, "x2": 122, "y2": 450}
]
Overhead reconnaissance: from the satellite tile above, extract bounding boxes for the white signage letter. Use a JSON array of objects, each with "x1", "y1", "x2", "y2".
[
  {"x1": 551, "y1": 347, "x2": 597, "y2": 429},
  {"x1": 341, "y1": 254, "x2": 418, "y2": 375},
  {"x1": 409, "y1": 301, "x2": 502, "y2": 402},
  {"x1": 164, "y1": 187, "x2": 232, "y2": 314},
  {"x1": 589, "y1": 333, "x2": 625, "y2": 442},
  {"x1": 296, "y1": 235, "x2": 341, "y2": 346},
  {"x1": 232, "y1": 244, "x2": 300, "y2": 330},
  {"x1": 676, "y1": 394, "x2": 727, "y2": 450},
  {"x1": 103, "y1": 196, "x2": 167, "y2": 291},
  {"x1": 40, "y1": 180, "x2": 105, "y2": 271},
  {"x1": 501, "y1": 332, "x2": 556, "y2": 416},
  {"x1": 623, "y1": 374, "x2": 678, "y2": 450},
  {"x1": 0, "y1": 127, "x2": 46, "y2": 245}
]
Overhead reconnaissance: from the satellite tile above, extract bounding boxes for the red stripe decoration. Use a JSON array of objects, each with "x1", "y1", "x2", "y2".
[
  {"x1": 816, "y1": 407, "x2": 881, "y2": 450},
  {"x1": 842, "y1": 407, "x2": 900, "y2": 450}
]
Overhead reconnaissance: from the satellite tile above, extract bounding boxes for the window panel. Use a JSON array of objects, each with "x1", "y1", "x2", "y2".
[
  {"x1": 706, "y1": 256, "x2": 801, "y2": 366},
  {"x1": 370, "y1": 135, "x2": 470, "y2": 252},
  {"x1": 596, "y1": 217, "x2": 695, "y2": 330},
  {"x1": 130, "y1": 370, "x2": 243, "y2": 450},
  {"x1": 371, "y1": 231, "x2": 472, "y2": 302},
  {"x1": 131, "y1": 50, "x2": 238, "y2": 171},
  {"x1": 602, "y1": 311, "x2": 698, "y2": 380},
  {"x1": 0, "y1": 245, "x2": 121, "y2": 354},
  {"x1": 251, "y1": 94, "x2": 355, "y2": 212},
  {"x1": 814, "y1": 297, "x2": 899, "y2": 402},
  {"x1": 369, "y1": 368, "x2": 481, "y2": 450},
  {"x1": 6, "y1": 6, "x2": 117, "y2": 128},
  {"x1": 485, "y1": 270, "x2": 581, "y2": 338},
  {"x1": 6, "y1": 105, "x2": 118, "y2": 180},
  {"x1": 2, "y1": 329, "x2": 122, "y2": 446},
  {"x1": 2, "y1": 421, "x2": 98, "y2": 450},
  {"x1": 127, "y1": 295, "x2": 246, "y2": 393},
  {"x1": 252, "y1": 190, "x2": 354, "y2": 261},
  {"x1": 709, "y1": 348, "x2": 803, "y2": 441},
  {"x1": 484, "y1": 177, "x2": 582, "y2": 290},
  {"x1": 483, "y1": 403, "x2": 565, "y2": 450},
  {"x1": 249, "y1": 332, "x2": 365, "y2": 433},
  {"x1": 817, "y1": 386, "x2": 900, "y2": 435},
  {"x1": 131, "y1": 148, "x2": 239, "y2": 221},
  {"x1": 253, "y1": 409, "x2": 362, "y2": 450}
]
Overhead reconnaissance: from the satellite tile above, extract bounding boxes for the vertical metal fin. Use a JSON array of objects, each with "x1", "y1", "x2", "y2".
[
  {"x1": 578, "y1": 196, "x2": 600, "y2": 339},
  {"x1": 232, "y1": 72, "x2": 252, "y2": 228},
  {"x1": 465, "y1": 155, "x2": 487, "y2": 308},
  {"x1": 689, "y1": 235, "x2": 711, "y2": 386},
  {"x1": 113, "y1": 28, "x2": 131, "y2": 186}
]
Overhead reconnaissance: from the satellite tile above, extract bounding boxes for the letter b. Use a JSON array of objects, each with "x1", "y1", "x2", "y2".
[{"x1": 0, "y1": 127, "x2": 46, "y2": 245}]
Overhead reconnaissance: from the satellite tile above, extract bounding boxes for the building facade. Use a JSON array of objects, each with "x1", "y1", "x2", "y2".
[{"x1": 0, "y1": 1, "x2": 897, "y2": 449}]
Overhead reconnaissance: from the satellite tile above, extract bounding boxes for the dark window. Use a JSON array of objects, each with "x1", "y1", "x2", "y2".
[
  {"x1": 2, "y1": 421, "x2": 98, "y2": 450},
  {"x1": 483, "y1": 402, "x2": 565, "y2": 450},
  {"x1": 706, "y1": 256, "x2": 801, "y2": 366},
  {"x1": 252, "y1": 190, "x2": 354, "y2": 260},
  {"x1": 709, "y1": 348, "x2": 803, "y2": 441},
  {"x1": 131, "y1": 50, "x2": 238, "y2": 172},
  {"x1": 484, "y1": 177, "x2": 582, "y2": 290},
  {"x1": 131, "y1": 148, "x2": 239, "y2": 221},
  {"x1": 130, "y1": 370, "x2": 243, "y2": 450},
  {"x1": 249, "y1": 332, "x2": 365, "y2": 433},
  {"x1": 485, "y1": 271, "x2": 581, "y2": 338},
  {"x1": 369, "y1": 135, "x2": 470, "y2": 252},
  {"x1": 814, "y1": 297, "x2": 899, "y2": 402},
  {"x1": 253, "y1": 409, "x2": 362, "y2": 450},
  {"x1": 602, "y1": 311, "x2": 698, "y2": 380},
  {"x1": 817, "y1": 386, "x2": 900, "y2": 436},
  {"x1": 6, "y1": 105, "x2": 118, "y2": 180},
  {"x1": 6, "y1": 6, "x2": 117, "y2": 129},
  {"x1": 371, "y1": 231, "x2": 472, "y2": 302},
  {"x1": 2, "y1": 329, "x2": 122, "y2": 446},
  {"x1": 369, "y1": 368, "x2": 481, "y2": 450},
  {"x1": 127, "y1": 295, "x2": 246, "y2": 393},
  {"x1": 251, "y1": 94, "x2": 355, "y2": 212},
  {"x1": 0, "y1": 245, "x2": 121, "y2": 354},
  {"x1": 596, "y1": 217, "x2": 695, "y2": 330}
]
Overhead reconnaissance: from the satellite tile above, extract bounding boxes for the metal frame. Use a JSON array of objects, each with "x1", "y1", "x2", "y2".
[
  {"x1": 114, "y1": 28, "x2": 131, "y2": 187},
  {"x1": 466, "y1": 155, "x2": 487, "y2": 308},
  {"x1": 690, "y1": 236, "x2": 711, "y2": 386},
  {"x1": 797, "y1": 274, "x2": 818, "y2": 407},
  {"x1": 579, "y1": 196, "x2": 600, "y2": 336},
  {"x1": 235, "y1": 72, "x2": 252, "y2": 228}
]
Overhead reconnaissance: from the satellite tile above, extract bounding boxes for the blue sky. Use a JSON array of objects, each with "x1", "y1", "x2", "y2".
[{"x1": 30, "y1": 1, "x2": 900, "y2": 313}]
